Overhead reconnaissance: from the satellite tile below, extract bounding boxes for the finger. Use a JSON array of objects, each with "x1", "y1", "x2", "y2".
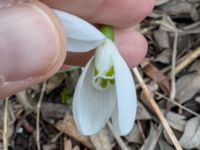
[
  {"x1": 41, "y1": 0, "x2": 155, "y2": 28},
  {"x1": 64, "y1": 28, "x2": 147, "y2": 68},
  {"x1": 88, "y1": 0, "x2": 155, "y2": 28},
  {"x1": 0, "y1": 1, "x2": 66, "y2": 98}
]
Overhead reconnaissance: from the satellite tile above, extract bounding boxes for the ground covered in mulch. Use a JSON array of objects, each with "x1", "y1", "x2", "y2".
[{"x1": 1, "y1": 0, "x2": 200, "y2": 149}]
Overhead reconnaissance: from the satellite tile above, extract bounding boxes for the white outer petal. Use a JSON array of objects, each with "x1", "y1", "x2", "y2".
[
  {"x1": 111, "y1": 51, "x2": 137, "y2": 135},
  {"x1": 54, "y1": 9, "x2": 105, "y2": 52},
  {"x1": 73, "y1": 58, "x2": 116, "y2": 135}
]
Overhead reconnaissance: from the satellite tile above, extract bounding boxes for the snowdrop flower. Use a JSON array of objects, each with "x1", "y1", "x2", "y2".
[{"x1": 54, "y1": 9, "x2": 137, "y2": 135}]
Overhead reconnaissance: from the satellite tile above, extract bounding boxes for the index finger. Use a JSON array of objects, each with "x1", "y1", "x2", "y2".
[{"x1": 41, "y1": 0, "x2": 155, "y2": 28}]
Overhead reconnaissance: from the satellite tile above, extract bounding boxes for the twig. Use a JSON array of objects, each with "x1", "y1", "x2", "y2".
[
  {"x1": 36, "y1": 82, "x2": 46, "y2": 150},
  {"x1": 107, "y1": 122, "x2": 129, "y2": 150},
  {"x1": 165, "y1": 32, "x2": 179, "y2": 113},
  {"x1": 155, "y1": 92, "x2": 200, "y2": 118},
  {"x1": 183, "y1": 21, "x2": 200, "y2": 30},
  {"x1": 133, "y1": 68, "x2": 183, "y2": 150},
  {"x1": 3, "y1": 98, "x2": 9, "y2": 150},
  {"x1": 170, "y1": 32, "x2": 178, "y2": 100},
  {"x1": 175, "y1": 47, "x2": 200, "y2": 75}
]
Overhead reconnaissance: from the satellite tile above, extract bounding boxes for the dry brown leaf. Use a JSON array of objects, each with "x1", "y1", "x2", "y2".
[
  {"x1": 43, "y1": 143, "x2": 57, "y2": 150},
  {"x1": 141, "y1": 60, "x2": 170, "y2": 94},
  {"x1": 140, "y1": 124, "x2": 162, "y2": 150},
  {"x1": 41, "y1": 102, "x2": 70, "y2": 120},
  {"x1": 153, "y1": 30, "x2": 170, "y2": 49},
  {"x1": 126, "y1": 124, "x2": 143, "y2": 144},
  {"x1": 176, "y1": 72, "x2": 200, "y2": 104},
  {"x1": 166, "y1": 111, "x2": 186, "y2": 132},
  {"x1": 158, "y1": 140, "x2": 175, "y2": 150},
  {"x1": 45, "y1": 74, "x2": 65, "y2": 94},
  {"x1": 56, "y1": 112, "x2": 93, "y2": 149},
  {"x1": 90, "y1": 128, "x2": 112, "y2": 150},
  {"x1": 155, "y1": 0, "x2": 170, "y2": 6},
  {"x1": 190, "y1": 59, "x2": 200, "y2": 72},
  {"x1": 73, "y1": 146, "x2": 80, "y2": 150},
  {"x1": 179, "y1": 117, "x2": 200, "y2": 149},
  {"x1": 136, "y1": 102, "x2": 152, "y2": 120},
  {"x1": 160, "y1": 1, "x2": 192, "y2": 14},
  {"x1": 163, "y1": 129, "x2": 182, "y2": 146},
  {"x1": 159, "y1": 15, "x2": 178, "y2": 32},
  {"x1": 190, "y1": 7, "x2": 199, "y2": 21},
  {"x1": 155, "y1": 49, "x2": 171, "y2": 64},
  {"x1": 64, "y1": 137, "x2": 80, "y2": 150}
]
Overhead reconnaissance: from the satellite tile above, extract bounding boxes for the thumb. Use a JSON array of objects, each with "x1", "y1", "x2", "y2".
[{"x1": 0, "y1": 2, "x2": 66, "y2": 98}]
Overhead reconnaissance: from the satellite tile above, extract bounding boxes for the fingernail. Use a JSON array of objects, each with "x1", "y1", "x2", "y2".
[{"x1": 0, "y1": 3, "x2": 65, "y2": 82}]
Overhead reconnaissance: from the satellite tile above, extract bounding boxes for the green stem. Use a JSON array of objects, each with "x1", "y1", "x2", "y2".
[{"x1": 99, "y1": 25, "x2": 115, "y2": 41}]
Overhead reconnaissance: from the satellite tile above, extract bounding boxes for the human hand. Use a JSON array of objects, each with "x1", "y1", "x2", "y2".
[{"x1": 0, "y1": 0, "x2": 155, "y2": 98}]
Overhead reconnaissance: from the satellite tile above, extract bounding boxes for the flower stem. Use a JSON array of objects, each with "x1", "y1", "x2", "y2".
[{"x1": 99, "y1": 25, "x2": 115, "y2": 41}]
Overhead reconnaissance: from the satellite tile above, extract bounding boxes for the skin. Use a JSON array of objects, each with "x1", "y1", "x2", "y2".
[{"x1": 0, "y1": 0, "x2": 155, "y2": 98}]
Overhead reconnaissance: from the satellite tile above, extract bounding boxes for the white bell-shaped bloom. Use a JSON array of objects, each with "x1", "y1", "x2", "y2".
[{"x1": 54, "y1": 10, "x2": 137, "y2": 135}]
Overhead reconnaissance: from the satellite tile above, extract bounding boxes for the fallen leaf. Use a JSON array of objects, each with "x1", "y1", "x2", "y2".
[
  {"x1": 160, "y1": 1, "x2": 192, "y2": 14},
  {"x1": 90, "y1": 128, "x2": 112, "y2": 150},
  {"x1": 158, "y1": 140, "x2": 175, "y2": 150},
  {"x1": 73, "y1": 146, "x2": 80, "y2": 150},
  {"x1": 141, "y1": 60, "x2": 170, "y2": 94},
  {"x1": 190, "y1": 59, "x2": 200, "y2": 72},
  {"x1": 153, "y1": 30, "x2": 170, "y2": 49},
  {"x1": 140, "y1": 124, "x2": 162, "y2": 150},
  {"x1": 155, "y1": 49, "x2": 171, "y2": 64},
  {"x1": 126, "y1": 124, "x2": 143, "y2": 144},
  {"x1": 176, "y1": 72, "x2": 200, "y2": 104},
  {"x1": 56, "y1": 112, "x2": 93, "y2": 149},
  {"x1": 190, "y1": 7, "x2": 199, "y2": 21},
  {"x1": 159, "y1": 15, "x2": 177, "y2": 32},
  {"x1": 43, "y1": 143, "x2": 57, "y2": 150},
  {"x1": 163, "y1": 128, "x2": 182, "y2": 146},
  {"x1": 166, "y1": 111, "x2": 186, "y2": 132},
  {"x1": 45, "y1": 74, "x2": 65, "y2": 94},
  {"x1": 136, "y1": 102, "x2": 152, "y2": 120},
  {"x1": 155, "y1": 0, "x2": 170, "y2": 6},
  {"x1": 179, "y1": 117, "x2": 200, "y2": 149},
  {"x1": 41, "y1": 102, "x2": 70, "y2": 120}
]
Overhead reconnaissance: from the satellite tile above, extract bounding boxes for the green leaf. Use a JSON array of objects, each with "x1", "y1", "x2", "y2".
[{"x1": 60, "y1": 87, "x2": 70, "y2": 105}]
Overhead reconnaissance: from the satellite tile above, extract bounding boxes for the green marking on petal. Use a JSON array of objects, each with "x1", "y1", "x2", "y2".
[
  {"x1": 100, "y1": 79, "x2": 108, "y2": 89},
  {"x1": 106, "y1": 66, "x2": 114, "y2": 77},
  {"x1": 92, "y1": 66, "x2": 115, "y2": 90},
  {"x1": 95, "y1": 68, "x2": 99, "y2": 76},
  {"x1": 110, "y1": 79, "x2": 115, "y2": 86},
  {"x1": 99, "y1": 25, "x2": 115, "y2": 41}
]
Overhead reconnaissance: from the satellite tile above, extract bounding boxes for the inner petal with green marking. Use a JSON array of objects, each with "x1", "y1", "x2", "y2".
[{"x1": 92, "y1": 66, "x2": 115, "y2": 90}]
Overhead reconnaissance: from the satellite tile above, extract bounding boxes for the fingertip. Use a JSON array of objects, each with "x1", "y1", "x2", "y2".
[
  {"x1": 115, "y1": 28, "x2": 147, "y2": 68},
  {"x1": 0, "y1": 2, "x2": 66, "y2": 98},
  {"x1": 89, "y1": 0, "x2": 155, "y2": 28}
]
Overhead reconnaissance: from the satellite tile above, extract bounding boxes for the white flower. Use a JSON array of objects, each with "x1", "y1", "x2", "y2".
[{"x1": 54, "y1": 9, "x2": 137, "y2": 135}]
